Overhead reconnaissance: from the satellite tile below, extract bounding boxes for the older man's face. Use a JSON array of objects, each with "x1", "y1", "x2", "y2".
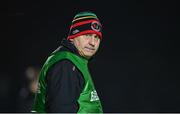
[{"x1": 70, "y1": 34, "x2": 101, "y2": 59}]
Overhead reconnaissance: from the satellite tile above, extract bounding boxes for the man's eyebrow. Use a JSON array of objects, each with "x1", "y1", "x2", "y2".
[{"x1": 85, "y1": 34, "x2": 92, "y2": 36}]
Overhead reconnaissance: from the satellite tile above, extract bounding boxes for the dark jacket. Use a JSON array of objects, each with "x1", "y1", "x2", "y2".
[{"x1": 45, "y1": 38, "x2": 85, "y2": 112}]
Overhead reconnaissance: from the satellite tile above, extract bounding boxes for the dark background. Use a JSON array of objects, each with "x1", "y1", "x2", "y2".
[{"x1": 3, "y1": 0, "x2": 180, "y2": 112}]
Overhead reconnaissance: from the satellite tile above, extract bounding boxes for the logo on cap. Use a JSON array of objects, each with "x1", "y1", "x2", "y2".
[
  {"x1": 91, "y1": 21, "x2": 101, "y2": 32},
  {"x1": 72, "y1": 29, "x2": 80, "y2": 34}
]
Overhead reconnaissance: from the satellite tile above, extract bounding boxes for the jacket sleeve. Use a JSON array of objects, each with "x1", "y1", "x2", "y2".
[{"x1": 45, "y1": 60, "x2": 84, "y2": 112}]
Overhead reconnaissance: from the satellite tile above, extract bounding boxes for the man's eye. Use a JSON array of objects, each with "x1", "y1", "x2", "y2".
[{"x1": 95, "y1": 35, "x2": 100, "y2": 39}]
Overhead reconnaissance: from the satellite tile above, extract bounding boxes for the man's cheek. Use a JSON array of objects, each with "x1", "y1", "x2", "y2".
[{"x1": 76, "y1": 41, "x2": 80, "y2": 46}]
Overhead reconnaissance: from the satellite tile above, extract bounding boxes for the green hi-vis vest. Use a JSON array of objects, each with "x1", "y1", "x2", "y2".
[{"x1": 32, "y1": 51, "x2": 103, "y2": 113}]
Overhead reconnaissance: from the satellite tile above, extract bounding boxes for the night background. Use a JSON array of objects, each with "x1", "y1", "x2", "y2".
[{"x1": 3, "y1": 0, "x2": 180, "y2": 112}]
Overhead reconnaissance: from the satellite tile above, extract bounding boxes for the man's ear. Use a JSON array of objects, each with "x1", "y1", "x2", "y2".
[
  {"x1": 69, "y1": 38, "x2": 75, "y2": 44},
  {"x1": 69, "y1": 38, "x2": 74, "y2": 42}
]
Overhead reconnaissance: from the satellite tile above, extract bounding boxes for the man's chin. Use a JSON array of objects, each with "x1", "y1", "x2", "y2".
[
  {"x1": 82, "y1": 53, "x2": 94, "y2": 59},
  {"x1": 79, "y1": 50, "x2": 96, "y2": 59},
  {"x1": 84, "y1": 52, "x2": 94, "y2": 57}
]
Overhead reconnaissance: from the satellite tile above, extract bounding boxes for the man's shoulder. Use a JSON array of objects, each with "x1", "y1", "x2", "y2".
[
  {"x1": 54, "y1": 59, "x2": 75, "y2": 69},
  {"x1": 46, "y1": 59, "x2": 77, "y2": 79}
]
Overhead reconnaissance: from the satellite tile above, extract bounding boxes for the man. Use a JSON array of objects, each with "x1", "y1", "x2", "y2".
[{"x1": 32, "y1": 11, "x2": 103, "y2": 113}]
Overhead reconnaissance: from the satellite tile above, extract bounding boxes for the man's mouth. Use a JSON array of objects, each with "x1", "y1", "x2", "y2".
[{"x1": 84, "y1": 47, "x2": 95, "y2": 52}]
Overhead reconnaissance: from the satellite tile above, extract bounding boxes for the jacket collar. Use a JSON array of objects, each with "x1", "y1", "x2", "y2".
[{"x1": 53, "y1": 38, "x2": 94, "y2": 61}]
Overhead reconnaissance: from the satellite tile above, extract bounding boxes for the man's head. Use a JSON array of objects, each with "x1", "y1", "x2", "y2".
[{"x1": 67, "y1": 11, "x2": 102, "y2": 59}]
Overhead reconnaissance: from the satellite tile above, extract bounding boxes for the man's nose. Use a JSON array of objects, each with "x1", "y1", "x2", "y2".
[{"x1": 89, "y1": 37, "x2": 96, "y2": 46}]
